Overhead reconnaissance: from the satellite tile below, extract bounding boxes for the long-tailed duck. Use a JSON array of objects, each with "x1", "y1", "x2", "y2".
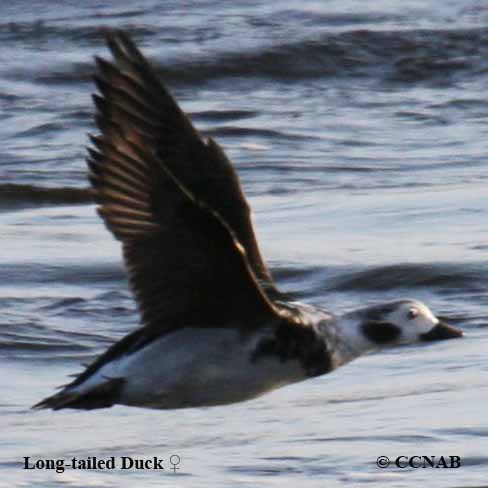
[{"x1": 34, "y1": 31, "x2": 463, "y2": 411}]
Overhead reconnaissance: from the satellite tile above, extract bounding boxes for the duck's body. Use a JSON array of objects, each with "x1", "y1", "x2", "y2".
[
  {"x1": 37, "y1": 304, "x2": 338, "y2": 410},
  {"x1": 62, "y1": 326, "x2": 312, "y2": 410},
  {"x1": 34, "y1": 31, "x2": 462, "y2": 412}
]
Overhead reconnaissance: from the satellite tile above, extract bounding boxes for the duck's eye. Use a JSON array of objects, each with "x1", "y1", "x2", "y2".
[{"x1": 407, "y1": 308, "x2": 419, "y2": 320}]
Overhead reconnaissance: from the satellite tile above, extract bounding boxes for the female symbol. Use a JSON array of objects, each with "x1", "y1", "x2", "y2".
[{"x1": 169, "y1": 455, "x2": 181, "y2": 473}]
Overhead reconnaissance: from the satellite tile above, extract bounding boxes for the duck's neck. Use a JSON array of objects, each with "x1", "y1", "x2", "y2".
[{"x1": 325, "y1": 315, "x2": 376, "y2": 368}]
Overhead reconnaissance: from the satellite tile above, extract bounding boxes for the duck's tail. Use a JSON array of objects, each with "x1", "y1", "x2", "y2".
[{"x1": 32, "y1": 377, "x2": 125, "y2": 411}]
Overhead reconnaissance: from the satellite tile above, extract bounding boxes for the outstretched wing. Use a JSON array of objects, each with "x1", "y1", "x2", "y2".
[{"x1": 87, "y1": 30, "x2": 283, "y2": 332}]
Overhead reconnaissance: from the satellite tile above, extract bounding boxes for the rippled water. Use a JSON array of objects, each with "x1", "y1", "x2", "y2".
[{"x1": 2, "y1": 1, "x2": 488, "y2": 487}]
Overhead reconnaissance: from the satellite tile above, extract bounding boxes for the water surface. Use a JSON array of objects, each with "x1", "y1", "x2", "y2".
[{"x1": 1, "y1": 1, "x2": 488, "y2": 487}]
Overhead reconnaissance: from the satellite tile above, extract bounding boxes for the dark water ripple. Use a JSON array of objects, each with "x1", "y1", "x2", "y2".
[
  {"x1": 325, "y1": 263, "x2": 488, "y2": 293},
  {"x1": 138, "y1": 27, "x2": 488, "y2": 85},
  {"x1": 0, "y1": 320, "x2": 100, "y2": 357},
  {"x1": 0, "y1": 294, "x2": 133, "y2": 359},
  {"x1": 273, "y1": 262, "x2": 488, "y2": 295},
  {"x1": 7, "y1": 26, "x2": 487, "y2": 87},
  {"x1": 204, "y1": 126, "x2": 317, "y2": 141},
  {"x1": 0, "y1": 263, "x2": 125, "y2": 286},
  {"x1": 0, "y1": 21, "x2": 151, "y2": 45},
  {"x1": 190, "y1": 109, "x2": 259, "y2": 122},
  {"x1": 0, "y1": 183, "x2": 91, "y2": 208}
]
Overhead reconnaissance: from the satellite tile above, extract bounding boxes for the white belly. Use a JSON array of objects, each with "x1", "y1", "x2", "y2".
[{"x1": 78, "y1": 327, "x2": 307, "y2": 409}]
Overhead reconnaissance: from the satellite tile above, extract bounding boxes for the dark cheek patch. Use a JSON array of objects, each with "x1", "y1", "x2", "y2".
[{"x1": 361, "y1": 321, "x2": 401, "y2": 344}]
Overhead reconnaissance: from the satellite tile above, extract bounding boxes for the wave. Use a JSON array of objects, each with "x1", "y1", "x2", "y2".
[
  {"x1": 0, "y1": 183, "x2": 91, "y2": 207},
  {"x1": 273, "y1": 262, "x2": 488, "y2": 296},
  {"x1": 204, "y1": 126, "x2": 317, "y2": 141},
  {"x1": 158, "y1": 27, "x2": 488, "y2": 84},
  {"x1": 190, "y1": 109, "x2": 258, "y2": 122},
  {"x1": 0, "y1": 21, "x2": 151, "y2": 45},
  {"x1": 184, "y1": 27, "x2": 486, "y2": 84},
  {"x1": 0, "y1": 262, "x2": 125, "y2": 286},
  {"x1": 0, "y1": 319, "x2": 116, "y2": 359},
  {"x1": 17, "y1": 26, "x2": 488, "y2": 86},
  {"x1": 325, "y1": 262, "x2": 488, "y2": 292}
]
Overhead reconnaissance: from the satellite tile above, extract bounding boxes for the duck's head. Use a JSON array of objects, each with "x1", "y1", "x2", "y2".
[
  {"x1": 339, "y1": 299, "x2": 463, "y2": 357},
  {"x1": 357, "y1": 299, "x2": 463, "y2": 347}
]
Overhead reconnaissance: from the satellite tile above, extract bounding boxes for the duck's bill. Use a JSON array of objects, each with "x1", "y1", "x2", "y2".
[{"x1": 420, "y1": 320, "x2": 463, "y2": 341}]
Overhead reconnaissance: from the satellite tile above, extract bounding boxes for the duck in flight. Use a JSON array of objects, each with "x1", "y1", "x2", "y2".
[{"x1": 34, "y1": 30, "x2": 463, "y2": 411}]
